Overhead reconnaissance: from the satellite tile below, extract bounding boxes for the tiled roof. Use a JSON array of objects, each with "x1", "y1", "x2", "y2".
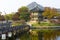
[{"x1": 27, "y1": 2, "x2": 44, "y2": 11}]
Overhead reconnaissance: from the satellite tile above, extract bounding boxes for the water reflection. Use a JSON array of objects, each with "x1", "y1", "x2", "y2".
[
  {"x1": 20, "y1": 30, "x2": 60, "y2": 40},
  {"x1": 1, "y1": 30, "x2": 60, "y2": 40},
  {"x1": 15, "y1": 38, "x2": 20, "y2": 40},
  {"x1": 56, "y1": 36, "x2": 60, "y2": 40}
]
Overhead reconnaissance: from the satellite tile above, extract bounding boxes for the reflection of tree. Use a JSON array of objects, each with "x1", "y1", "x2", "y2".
[{"x1": 38, "y1": 31, "x2": 43, "y2": 40}]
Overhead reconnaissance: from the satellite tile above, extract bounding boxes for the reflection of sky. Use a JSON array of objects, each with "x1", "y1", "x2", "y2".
[
  {"x1": 56, "y1": 36, "x2": 60, "y2": 40},
  {"x1": 0, "y1": 0, "x2": 60, "y2": 14},
  {"x1": 2, "y1": 33, "x2": 12, "y2": 39},
  {"x1": 2, "y1": 34, "x2": 6, "y2": 39}
]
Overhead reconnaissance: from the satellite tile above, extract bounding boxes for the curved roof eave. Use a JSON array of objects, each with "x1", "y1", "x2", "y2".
[{"x1": 27, "y1": 2, "x2": 44, "y2": 11}]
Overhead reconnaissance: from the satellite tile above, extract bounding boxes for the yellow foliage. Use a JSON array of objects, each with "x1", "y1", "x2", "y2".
[{"x1": 42, "y1": 7, "x2": 59, "y2": 19}]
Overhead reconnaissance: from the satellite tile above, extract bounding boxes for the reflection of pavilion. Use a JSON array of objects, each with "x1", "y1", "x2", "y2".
[{"x1": 27, "y1": 2, "x2": 44, "y2": 21}]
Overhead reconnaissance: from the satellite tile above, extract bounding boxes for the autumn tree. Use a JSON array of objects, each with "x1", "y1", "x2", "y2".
[
  {"x1": 0, "y1": 12, "x2": 5, "y2": 21},
  {"x1": 0, "y1": 15, "x2": 5, "y2": 21},
  {"x1": 42, "y1": 7, "x2": 59, "y2": 19},
  {"x1": 12, "y1": 12, "x2": 20, "y2": 21}
]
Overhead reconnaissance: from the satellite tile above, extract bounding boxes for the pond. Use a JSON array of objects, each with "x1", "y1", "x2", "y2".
[
  {"x1": 19, "y1": 30, "x2": 60, "y2": 40},
  {"x1": 56, "y1": 36, "x2": 60, "y2": 40},
  {"x1": 0, "y1": 30, "x2": 60, "y2": 40}
]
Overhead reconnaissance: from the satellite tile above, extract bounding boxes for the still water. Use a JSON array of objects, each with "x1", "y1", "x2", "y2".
[
  {"x1": 56, "y1": 36, "x2": 60, "y2": 40},
  {"x1": 0, "y1": 31, "x2": 60, "y2": 40},
  {"x1": 22, "y1": 31, "x2": 60, "y2": 40},
  {"x1": 41, "y1": 31, "x2": 60, "y2": 40}
]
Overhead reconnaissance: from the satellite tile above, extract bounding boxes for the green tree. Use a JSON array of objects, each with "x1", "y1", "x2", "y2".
[
  {"x1": 18, "y1": 6, "x2": 28, "y2": 13},
  {"x1": 18, "y1": 6, "x2": 30, "y2": 21},
  {"x1": 4, "y1": 13, "x2": 14, "y2": 20}
]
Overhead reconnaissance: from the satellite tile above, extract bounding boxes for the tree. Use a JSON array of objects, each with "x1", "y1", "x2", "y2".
[
  {"x1": 18, "y1": 6, "x2": 28, "y2": 13},
  {"x1": 0, "y1": 15, "x2": 5, "y2": 21},
  {"x1": 12, "y1": 12, "x2": 20, "y2": 21},
  {"x1": 18, "y1": 6, "x2": 30, "y2": 21},
  {"x1": 42, "y1": 7, "x2": 59, "y2": 19},
  {"x1": 4, "y1": 13, "x2": 14, "y2": 20},
  {"x1": 0, "y1": 12, "x2": 5, "y2": 21}
]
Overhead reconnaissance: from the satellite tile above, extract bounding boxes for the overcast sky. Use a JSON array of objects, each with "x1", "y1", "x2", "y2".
[{"x1": 0, "y1": 0, "x2": 60, "y2": 14}]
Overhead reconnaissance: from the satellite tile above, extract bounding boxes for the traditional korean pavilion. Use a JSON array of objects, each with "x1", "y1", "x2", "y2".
[{"x1": 27, "y1": 2, "x2": 44, "y2": 21}]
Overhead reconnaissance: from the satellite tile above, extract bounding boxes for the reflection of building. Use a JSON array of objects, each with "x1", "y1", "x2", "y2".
[{"x1": 27, "y1": 2, "x2": 44, "y2": 21}]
